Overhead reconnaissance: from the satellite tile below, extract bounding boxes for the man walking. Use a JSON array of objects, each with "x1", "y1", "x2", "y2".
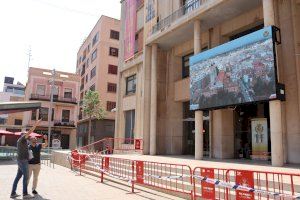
[
  {"x1": 10, "y1": 119, "x2": 41, "y2": 199},
  {"x1": 28, "y1": 135, "x2": 48, "y2": 195}
]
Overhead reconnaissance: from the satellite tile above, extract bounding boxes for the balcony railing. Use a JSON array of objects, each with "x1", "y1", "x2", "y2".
[
  {"x1": 151, "y1": 0, "x2": 205, "y2": 35},
  {"x1": 54, "y1": 120, "x2": 75, "y2": 127},
  {"x1": 30, "y1": 94, "x2": 77, "y2": 104}
]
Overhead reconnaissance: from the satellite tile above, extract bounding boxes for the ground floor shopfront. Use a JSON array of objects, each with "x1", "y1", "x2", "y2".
[{"x1": 34, "y1": 127, "x2": 76, "y2": 150}]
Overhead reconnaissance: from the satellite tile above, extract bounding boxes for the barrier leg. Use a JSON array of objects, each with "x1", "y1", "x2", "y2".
[
  {"x1": 131, "y1": 161, "x2": 135, "y2": 193},
  {"x1": 101, "y1": 158, "x2": 104, "y2": 183}
]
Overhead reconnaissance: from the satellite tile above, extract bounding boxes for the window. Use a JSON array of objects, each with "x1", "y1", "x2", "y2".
[
  {"x1": 14, "y1": 119, "x2": 22, "y2": 125},
  {"x1": 91, "y1": 49, "x2": 97, "y2": 61},
  {"x1": 125, "y1": 110, "x2": 135, "y2": 141},
  {"x1": 126, "y1": 75, "x2": 136, "y2": 95},
  {"x1": 86, "y1": 58, "x2": 90, "y2": 68},
  {"x1": 92, "y1": 32, "x2": 99, "y2": 46},
  {"x1": 53, "y1": 86, "x2": 59, "y2": 100},
  {"x1": 107, "y1": 83, "x2": 117, "y2": 93},
  {"x1": 230, "y1": 24, "x2": 264, "y2": 41},
  {"x1": 182, "y1": 53, "x2": 194, "y2": 78},
  {"x1": 64, "y1": 88, "x2": 72, "y2": 99},
  {"x1": 51, "y1": 108, "x2": 54, "y2": 121},
  {"x1": 31, "y1": 109, "x2": 37, "y2": 120},
  {"x1": 37, "y1": 85, "x2": 45, "y2": 96},
  {"x1": 91, "y1": 67, "x2": 96, "y2": 79},
  {"x1": 62, "y1": 110, "x2": 70, "y2": 123},
  {"x1": 106, "y1": 101, "x2": 116, "y2": 111},
  {"x1": 110, "y1": 30, "x2": 119, "y2": 40},
  {"x1": 85, "y1": 74, "x2": 88, "y2": 83},
  {"x1": 109, "y1": 47, "x2": 119, "y2": 57},
  {"x1": 39, "y1": 107, "x2": 49, "y2": 121},
  {"x1": 108, "y1": 65, "x2": 118, "y2": 75},
  {"x1": 0, "y1": 118, "x2": 6, "y2": 125},
  {"x1": 90, "y1": 84, "x2": 95, "y2": 91}
]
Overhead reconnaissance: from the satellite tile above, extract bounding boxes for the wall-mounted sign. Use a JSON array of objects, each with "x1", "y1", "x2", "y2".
[
  {"x1": 52, "y1": 139, "x2": 61, "y2": 149},
  {"x1": 190, "y1": 26, "x2": 283, "y2": 111}
]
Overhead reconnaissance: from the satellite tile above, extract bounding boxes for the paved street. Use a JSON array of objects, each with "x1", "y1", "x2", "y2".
[{"x1": 0, "y1": 160, "x2": 183, "y2": 200}]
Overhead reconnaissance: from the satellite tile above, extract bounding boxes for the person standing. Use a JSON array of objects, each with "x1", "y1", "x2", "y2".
[
  {"x1": 10, "y1": 119, "x2": 41, "y2": 199},
  {"x1": 28, "y1": 135, "x2": 48, "y2": 195}
]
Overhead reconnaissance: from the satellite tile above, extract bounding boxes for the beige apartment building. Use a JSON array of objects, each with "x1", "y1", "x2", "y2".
[
  {"x1": 115, "y1": 0, "x2": 300, "y2": 166},
  {"x1": 23, "y1": 67, "x2": 80, "y2": 149},
  {"x1": 76, "y1": 16, "x2": 120, "y2": 146}
]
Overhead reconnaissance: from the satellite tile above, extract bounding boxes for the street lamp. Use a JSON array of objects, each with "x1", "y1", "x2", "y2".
[{"x1": 43, "y1": 69, "x2": 69, "y2": 157}]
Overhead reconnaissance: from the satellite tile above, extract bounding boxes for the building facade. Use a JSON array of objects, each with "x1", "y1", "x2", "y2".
[
  {"x1": 76, "y1": 16, "x2": 120, "y2": 146},
  {"x1": 23, "y1": 67, "x2": 80, "y2": 149},
  {"x1": 115, "y1": 0, "x2": 300, "y2": 166},
  {"x1": 0, "y1": 77, "x2": 25, "y2": 145}
]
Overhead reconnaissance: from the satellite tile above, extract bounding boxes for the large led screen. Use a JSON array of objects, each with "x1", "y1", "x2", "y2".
[{"x1": 190, "y1": 26, "x2": 277, "y2": 111}]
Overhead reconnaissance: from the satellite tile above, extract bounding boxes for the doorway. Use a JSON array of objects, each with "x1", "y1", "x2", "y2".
[
  {"x1": 183, "y1": 102, "x2": 210, "y2": 156},
  {"x1": 234, "y1": 102, "x2": 270, "y2": 160}
]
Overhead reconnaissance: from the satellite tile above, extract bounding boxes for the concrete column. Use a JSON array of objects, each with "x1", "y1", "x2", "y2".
[
  {"x1": 195, "y1": 111, "x2": 204, "y2": 160},
  {"x1": 194, "y1": 19, "x2": 204, "y2": 159},
  {"x1": 263, "y1": 0, "x2": 275, "y2": 26},
  {"x1": 194, "y1": 19, "x2": 201, "y2": 54},
  {"x1": 263, "y1": 0, "x2": 284, "y2": 166},
  {"x1": 150, "y1": 44, "x2": 158, "y2": 155},
  {"x1": 270, "y1": 101, "x2": 284, "y2": 166}
]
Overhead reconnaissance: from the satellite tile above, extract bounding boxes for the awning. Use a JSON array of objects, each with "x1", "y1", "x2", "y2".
[
  {"x1": 0, "y1": 130, "x2": 14, "y2": 136},
  {"x1": 0, "y1": 101, "x2": 41, "y2": 115},
  {"x1": 14, "y1": 132, "x2": 43, "y2": 138}
]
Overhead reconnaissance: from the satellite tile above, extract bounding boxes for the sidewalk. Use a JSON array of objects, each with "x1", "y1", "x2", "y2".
[
  {"x1": 107, "y1": 154, "x2": 300, "y2": 174},
  {"x1": 0, "y1": 160, "x2": 184, "y2": 200}
]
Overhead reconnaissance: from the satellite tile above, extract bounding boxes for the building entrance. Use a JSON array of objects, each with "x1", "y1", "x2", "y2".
[
  {"x1": 234, "y1": 102, "x2": 271, "y2": 160},
  {"x1": 183, "y1": 102, "x2": 210, "y2": 156}
]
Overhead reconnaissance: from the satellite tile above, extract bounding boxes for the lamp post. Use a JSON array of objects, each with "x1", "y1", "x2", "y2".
[{"x1": 43, "y1": 69, "x2": 69, "y2": 157}]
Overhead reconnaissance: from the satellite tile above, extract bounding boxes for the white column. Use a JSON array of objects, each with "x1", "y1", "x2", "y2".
[
  {"x1": 150, "y1": 44, "x2": 158, "y2": 155},
  {"x1": 270, "y1": 101, "x2": 284, "y2": 166},
  {"x1": 263, "y1": 0, "x2": 284, "y2": 166},
  {"x1": 195, "y1": 111, "x2": 203, "y2": 160},
  {"x1": 194, "y1": 19, "x2": 204, "y2": 160}
]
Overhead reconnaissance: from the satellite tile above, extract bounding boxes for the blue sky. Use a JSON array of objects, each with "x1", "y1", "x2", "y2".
[{"x1": 0, "y1": 0, "x2": 121, "y2": 89}]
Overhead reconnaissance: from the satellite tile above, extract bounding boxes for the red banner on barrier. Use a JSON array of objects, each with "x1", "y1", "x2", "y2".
[
  {"x1": 135, "y1": 139, "x2": 141, "y2": 150},
  {"x1": 201, "y1": 168, "x2": 215, "y2": 199},
  {"x1": 136, "y1": 161, "x2": 144, "y2": 184},
  {"x1": 236, "y1": 170, "x2": 254, "y2": 200},
  {"x1": 104, "y1": 157, "x2": 110, "y2": 171}
]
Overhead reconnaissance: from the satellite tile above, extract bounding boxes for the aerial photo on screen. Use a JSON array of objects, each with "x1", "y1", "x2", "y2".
[{"x1": 190, "y1": 29, "x2": 277, "y2": 111}]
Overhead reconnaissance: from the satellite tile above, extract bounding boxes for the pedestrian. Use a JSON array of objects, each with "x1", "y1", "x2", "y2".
[
  {"x1": 27, "y1": 134, "x2": 48, "y2": 195},
  {"x1": 10, "y1": 119, "x2": 41, "y2": 199}
]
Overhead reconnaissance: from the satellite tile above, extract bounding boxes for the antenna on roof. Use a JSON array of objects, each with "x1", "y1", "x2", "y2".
[{"x1": 27, "y1": 46, "x2": 32, "y2": 68}]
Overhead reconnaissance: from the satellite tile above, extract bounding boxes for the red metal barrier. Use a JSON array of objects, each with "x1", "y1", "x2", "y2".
[
  {"x1": 70, "y1": 150, "x2": 87, "y2": 175},
  {"x1": 135, "y1": 160, "x2": 193, "y2": 199},
  {"x1": 78, "y1": 138, "x2": 143, "y2": 155},
  {"x1": 226, "y1": 169, "x2": 300, "y2": 200},
  {"x1": 193, "y1": 167, "x2": 229, "y2": 200}
]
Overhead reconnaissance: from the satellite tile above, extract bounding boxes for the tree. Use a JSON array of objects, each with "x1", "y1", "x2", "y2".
[{"x1": 82, "y1": 90, "x2": 106, "y2": 145}]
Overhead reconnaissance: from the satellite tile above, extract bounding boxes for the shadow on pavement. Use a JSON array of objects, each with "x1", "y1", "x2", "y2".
[{"x1": 11, "y1": 194, "x2": 50, "y2": 200}]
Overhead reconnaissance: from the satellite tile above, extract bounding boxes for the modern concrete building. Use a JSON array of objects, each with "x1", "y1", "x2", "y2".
[
  {"x1": 76, "y1": 16, "x2": 120, "y2": 146},
  {"x1": 23, "y1": 67, "x2": 80, "y2": 149},
  {"x1": 115, "y1": 0, "x2": 300, "y2": 166},
  {"x1": 0, "y1": 77, "x2": 25, "y2": 134}
]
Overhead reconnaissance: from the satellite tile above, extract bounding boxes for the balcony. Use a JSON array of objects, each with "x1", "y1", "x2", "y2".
[
  {"x1": 147, "y1": 0, "x2": 262, "y2": 49},
  {"x1": 54, "y1": 120, "x2": 75, "y2": 127},
  {"x1": 151, "y1": 0, "x2": 202, "y2": 35},
  {"x1": 30, "y1": 94, "x2": 77, "y2": 104}
]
